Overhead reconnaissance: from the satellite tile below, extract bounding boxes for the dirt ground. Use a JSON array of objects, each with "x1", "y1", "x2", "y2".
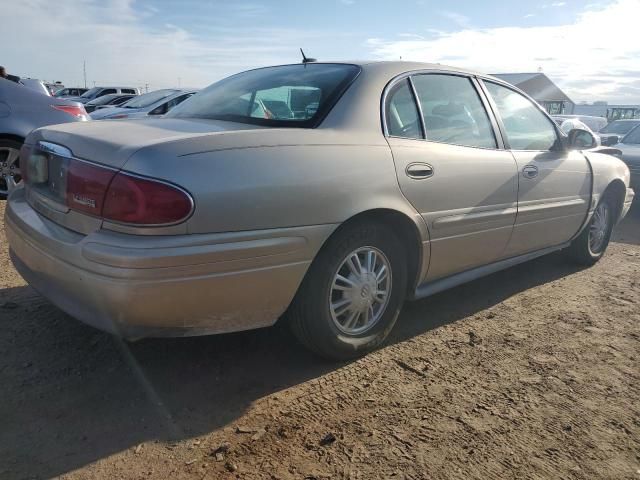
[{"x1": 0, "y1": 199, "x2": 638, "y2": 480}]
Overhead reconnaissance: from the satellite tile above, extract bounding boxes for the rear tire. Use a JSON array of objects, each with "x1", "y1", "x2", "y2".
[
  {"x1": 0, "y1": 139, "x2": 23, "y2": 199},
  {"x1": 288, "y1": 221, "x2": 407, "y2": 360},
  {"x1": 567, "y1": 192, "x2": 616, "y2": 265}
]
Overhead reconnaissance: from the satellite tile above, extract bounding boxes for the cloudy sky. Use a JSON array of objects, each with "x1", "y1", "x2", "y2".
[{"x1": 4, "y1": 0, "x2": 639, "y2": 103}]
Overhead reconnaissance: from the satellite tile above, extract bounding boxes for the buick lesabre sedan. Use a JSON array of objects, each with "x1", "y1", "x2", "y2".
[{"x1": 5, "y1": 61, "x2": 634, "y2": 359}]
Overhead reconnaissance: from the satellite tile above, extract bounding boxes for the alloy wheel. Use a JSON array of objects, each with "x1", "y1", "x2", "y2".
[
  {"x1": 0, "y1": 146, "x2": 21, "y2": 195},
  {"x1": 589, "y1": 201, "x2": 610, "y2": 254}
]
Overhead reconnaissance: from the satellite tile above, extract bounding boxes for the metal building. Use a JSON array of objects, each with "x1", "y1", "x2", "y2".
[{"x1": 492, "y1": 72, "x2": 575, "y2": 115}]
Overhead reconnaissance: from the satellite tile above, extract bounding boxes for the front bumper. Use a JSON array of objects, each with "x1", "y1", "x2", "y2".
[{"x1": 6, "y1": 188, "x2": 335, "y2": 338}]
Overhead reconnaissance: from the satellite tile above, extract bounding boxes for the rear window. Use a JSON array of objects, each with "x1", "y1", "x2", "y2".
[
  {"x1": 622, "y1": 125, "x2": 640, "y2": 144},
  {"x1": 122, "y1": 89, "x2": 179, "y2": 108},
  {"x1": 87, "y1": 95, "x2": 117, "y2": 106},
  {"x1": 600, "y1": 121, "x2": 640, "y2": 134},
  {"x1": 167, "y1": 63, "x2": 361, "y2": 128}
]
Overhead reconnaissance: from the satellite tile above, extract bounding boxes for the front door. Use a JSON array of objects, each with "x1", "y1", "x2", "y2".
[
  {"x1": 481, "y1": 80, "x2": 591, "y2": 256},
  {"x1": 385, "y1": 73, "x2": 519, "y2": 282}
]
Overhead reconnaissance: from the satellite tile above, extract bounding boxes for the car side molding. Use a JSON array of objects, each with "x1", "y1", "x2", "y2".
[{"x1": 411, "y1": 242, "x2": 570, "y2": 300}]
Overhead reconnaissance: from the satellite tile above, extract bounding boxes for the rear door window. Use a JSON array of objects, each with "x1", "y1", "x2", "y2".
[
  {"x1": 385, "y1": 79, "x2": 422, "y2": 139},
  {"x1": 411, "y1": 74, "x2": 497, "y2": 149}
]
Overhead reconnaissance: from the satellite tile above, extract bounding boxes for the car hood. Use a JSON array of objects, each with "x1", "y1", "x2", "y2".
[{"x1": 25, "y1": 117, "x2": 279, "y2": 168}]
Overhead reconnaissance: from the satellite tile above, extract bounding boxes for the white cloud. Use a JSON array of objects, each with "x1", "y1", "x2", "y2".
[
  {"x1": 2, "y1": 0, "x2": 329, "y2": 90},
  {"x1": 365, "y1": 0, "x2": 640, "y2": 103},
  {"x1": 440, "y1": 11, "x2": 471, "y2": 28}
]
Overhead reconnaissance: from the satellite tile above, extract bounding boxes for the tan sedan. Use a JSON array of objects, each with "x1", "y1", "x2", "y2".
[{"x1": 5, "y1": 61, "x2": 634, "y2": 359}]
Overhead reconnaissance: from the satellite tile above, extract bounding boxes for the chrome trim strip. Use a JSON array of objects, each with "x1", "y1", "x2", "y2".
[
  {"x1": 516, "y1": 197, "x2": 586, "y2": 213},
  {"x1": 36, "y1": 141, "x2": 73, "y2": 158},
  {"x1": 432, "y1": 206, "x2": 518, "y2": 229}
]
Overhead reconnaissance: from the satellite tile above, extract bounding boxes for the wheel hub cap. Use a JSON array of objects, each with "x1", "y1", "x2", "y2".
[
  {"x1": 0, "y1": 147, "x2": 22, "y2": 195},
  {"x1": 329, "y1": 247, "x2": 392, "y2": 335}
]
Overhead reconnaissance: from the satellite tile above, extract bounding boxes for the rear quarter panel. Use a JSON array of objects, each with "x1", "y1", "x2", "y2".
[{"x1": 121, "y1": 137, "x2": 423, "y2": 235}]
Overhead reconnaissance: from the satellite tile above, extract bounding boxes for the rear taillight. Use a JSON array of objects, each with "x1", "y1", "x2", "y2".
[
  {"x1": 66, "y1": 160, "x2": 116, "y2": 216},
  {"x1": 64, "y1": 159, "x2": 192, "y2": 225},
  {"x1": 51, "y1": 104, "x2": 87, "y2": 118},
  {"x1": 102, "y1": 173, "x2": 193, "y2": 225}
]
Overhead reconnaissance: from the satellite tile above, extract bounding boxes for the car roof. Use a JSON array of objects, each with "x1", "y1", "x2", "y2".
[
  {"x1": 265, "y1": 60, "x2": 488, "y2": 79},
  {"x1": 93, "y1": 86, "x2": 140, "y2": 90}
]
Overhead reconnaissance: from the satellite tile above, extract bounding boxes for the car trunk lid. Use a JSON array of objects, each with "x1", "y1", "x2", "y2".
[{"x1": 22, "y1": 118, "x2": 266, "y2": 234}]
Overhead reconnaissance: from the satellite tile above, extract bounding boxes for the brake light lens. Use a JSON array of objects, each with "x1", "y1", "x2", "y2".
[
  {"x1": 66, "y1": 160, "x2": 116, "y2": 216},
  {"x1": 102, "y1": 173, "x2": 193, "y2": 225},
  {"x1": 51, "y1": 104, "x2": 87, "y2": 118},
  {"x1": 66, "y1": 164, "x2": 192, "y2": 225}
]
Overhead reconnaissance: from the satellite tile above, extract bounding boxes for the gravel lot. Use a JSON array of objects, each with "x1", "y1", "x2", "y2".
[{"x1": 1, "y1": 199, "x2": 638, "y2": 480}]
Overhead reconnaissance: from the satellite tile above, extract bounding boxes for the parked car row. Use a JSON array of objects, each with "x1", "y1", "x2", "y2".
[
  {"x1": 0, "y1": 79, "x2": 198, "y2": 198},
  {"x1": 64, "y1": 86, "x2": 142, "y2": 104},
  {"x1": 83, "y1": 93, "x2": 136, "y2": 113},
  {"x1": 89, "y1": 89, "x2": 197, "y2": 119},
  {"x1": 0, "y1": 77, "x2": 89, "y2": 198}
]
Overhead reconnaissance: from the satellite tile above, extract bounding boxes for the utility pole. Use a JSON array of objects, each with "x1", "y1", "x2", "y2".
[{"x1": 83, "y1": 60, "x2": 87, "y2": 88}]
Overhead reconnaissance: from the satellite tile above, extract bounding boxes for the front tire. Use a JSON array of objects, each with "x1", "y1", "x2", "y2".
[
  {"x1": 289, "y1": 221, "x2": 407, "y2": 360},
  {"x1": 567, "y1": 193, "x2": 616, "y2": 265}
]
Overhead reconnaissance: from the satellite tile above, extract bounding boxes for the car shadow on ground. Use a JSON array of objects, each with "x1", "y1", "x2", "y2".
[{"x1": 1, "y1": 204, "x2": 637, "y2": 480}]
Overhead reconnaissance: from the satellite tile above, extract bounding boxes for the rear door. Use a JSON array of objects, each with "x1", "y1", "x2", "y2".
[
  {"x1": 480, "y1": 80, "x2": 591, "y2": 256},
  {"x1": 385, "y1": 72, "x2": 518, "y2": 281}
]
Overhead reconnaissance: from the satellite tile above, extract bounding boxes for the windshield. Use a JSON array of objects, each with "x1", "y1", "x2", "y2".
[
  {"x1": 600, "y1": 120, "x2": 640, "y2": 134},
  {"x1": 80, "y1": 87, "x2": 101, "y2": 98},
  {"x1": 622, "y1": 125, "x2": 640, "y2": 144},
  {"x1": 122, "y1": 89, "x2": 179, "y2": 108},
  {"x1": 87, "y1": 95, "x2": 119, "y2": 106},
  {"x1": 167, "y1": 63, "x2": 361, "y2": 127}
]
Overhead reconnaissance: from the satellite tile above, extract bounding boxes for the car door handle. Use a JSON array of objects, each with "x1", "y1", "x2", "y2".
[
  {"x1": 522, "y1": 165, "x2": 539, "y2": 179},
  {"x1": 406, "y1": 163, "x2": 434, "y2": 179}
]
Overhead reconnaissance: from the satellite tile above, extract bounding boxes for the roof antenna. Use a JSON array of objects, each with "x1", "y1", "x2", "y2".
[{"x1": 300, "y1": 48, "x2": 316, "y2": 64}]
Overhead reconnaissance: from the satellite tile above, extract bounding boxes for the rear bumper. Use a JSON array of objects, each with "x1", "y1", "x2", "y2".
[{"x1": 6, "y1": 188, "x2": 335, "y2": 338}]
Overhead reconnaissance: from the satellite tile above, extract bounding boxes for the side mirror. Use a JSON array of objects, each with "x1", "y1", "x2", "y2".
[
  {"x1": 602, "y1": 135, "x2": 619, "y2": 146},
  {"x1": 568, "y1": 128, "x2": 597, "y2": 150}
]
